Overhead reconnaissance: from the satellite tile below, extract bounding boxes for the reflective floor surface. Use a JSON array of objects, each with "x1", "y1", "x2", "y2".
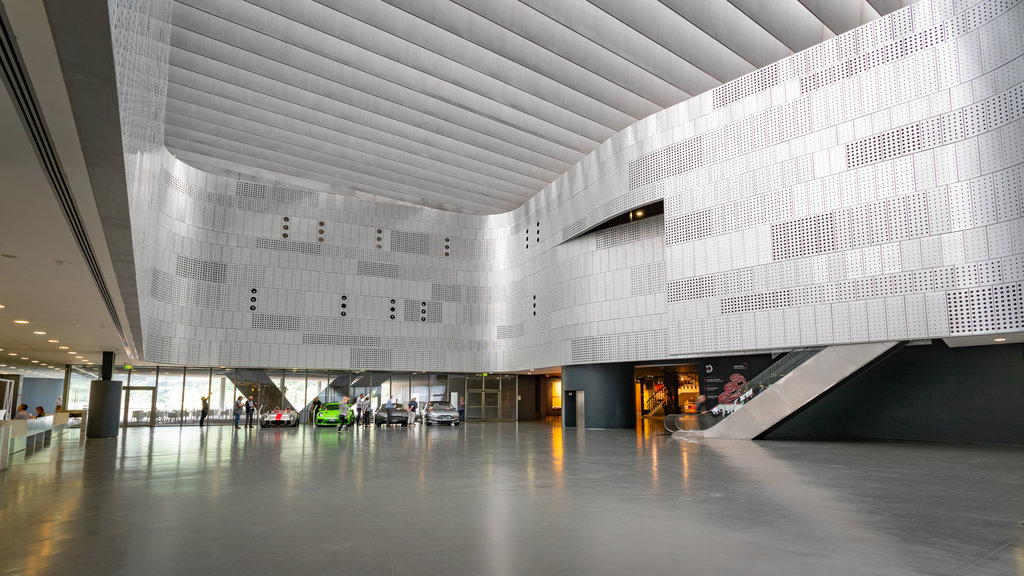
[{"x1": 1, "y1": 423, "x2": 1022, "y2": 576}]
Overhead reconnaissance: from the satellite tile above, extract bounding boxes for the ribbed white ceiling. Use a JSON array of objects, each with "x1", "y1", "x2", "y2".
[{"x1": 166, "y1": 0, "x2": 915, "y2": 214}]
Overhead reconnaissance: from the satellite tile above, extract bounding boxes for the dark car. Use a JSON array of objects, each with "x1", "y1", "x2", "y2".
[
  {"x1": 424, "y1": 401, "x2": 459, "y2": 426},
  {"x1": 374, "y1": 403, "x2": 410, "y2": 427}
]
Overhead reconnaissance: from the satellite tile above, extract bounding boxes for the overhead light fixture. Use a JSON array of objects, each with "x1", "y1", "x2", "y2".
[
  {"x1": 0, "y1": 304, "x2": 4, "y2": 308},
  {"x1": 14, "y1": 320, "x2": 29, "y2": 324},
  {"x1": 47, "y1": 339, "x2": 58, "y2": 343},
  {"x1": 59, "y1": 346, "x2": 69, "y2": 350},
  {"x1": 994, "y1": 337, "x2": 1006, "y2": 342},
  {"x1": 20, "y1": 357, "x2": 28, "y2": 360},
  {"x1": 7, "y1": 353, "x2": 15, "y2": 356},
  {"x1": 33, "y1": 331, "x2": 46, "y2": 335},
  {"x1": 31, "y1": 360, "x2": 38, "y2": 363},
  {"x1": 68, "y1": 351, "x2": 77, "y2": 355}
]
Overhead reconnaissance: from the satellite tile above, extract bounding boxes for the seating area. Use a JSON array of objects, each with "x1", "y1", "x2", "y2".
[{"x1": 0, "y1": 412, "x2": 70, "y2": 470}]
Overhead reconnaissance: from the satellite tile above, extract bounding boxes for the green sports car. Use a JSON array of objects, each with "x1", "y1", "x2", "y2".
[{"x1": 314, "y1": 402, "x2": 354, "y2": 427}]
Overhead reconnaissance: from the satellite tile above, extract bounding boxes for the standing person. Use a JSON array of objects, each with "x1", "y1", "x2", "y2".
[
  {"x1": 199, "y1": 396, "x2": 210, "y2": 427},
  {"x1": 245, "y1": 395, "x2": 256, "y2": 428},
  {"x1": 458, "y1": 397, "x2": 465, "y2": 422},
  {"x1": 384, "y1": 395, "x2": 395, "y2": 427},
  {"x1": 354, "y1": 394, "x2": 364, "y2": 426},
  {"x1": 309, "y1": 396, "x2": 323, "y2": 424},
  {"x1": 407, "y1": 397, "x2": 418, "y2": 425},
  {"x1": 233, "y1": 396, "x2": 244, "y2": 428}
]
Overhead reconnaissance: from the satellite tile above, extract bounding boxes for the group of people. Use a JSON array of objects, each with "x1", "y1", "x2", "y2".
[
  {"x1": 311, "y1": 393, "x2": 466, "y2": 433},
  {"x1": 13, "y1": 404, "x2": 46, "y2": 420}
]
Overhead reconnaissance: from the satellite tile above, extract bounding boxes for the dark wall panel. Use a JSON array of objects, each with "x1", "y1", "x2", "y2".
[
  {"x1": 562, "y1": 362, "x2": 636, "y2": 429},
  {"x1": 765, "y1": 342, "x2": 1024, "y2": 445},
  {"x1": 517, "y1": 375, "x2": 538, "y2": 420}
]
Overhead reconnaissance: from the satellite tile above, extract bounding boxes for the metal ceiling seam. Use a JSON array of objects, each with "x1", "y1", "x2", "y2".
[
  {"x1": 443, "y1": 0, "x2": 692, "y2": 108},
  {"x1": 163, "y1": 91, "x2": 545, "y2": 196},
  {"x1": 525, "y1": 0, "x2": 731, "y2": 88},
  {"x1": 163, "y1": 127, "x2": 520, "y2": 213},
  {"x1": 247, "y1": 0, "x2": 639, "y2": 131},
  {"x1": 167, "y1": 30, "x2": 586, "y2": 167},
  {"x1": 307, "y1": 0, "x2": 656, "y2": 122},
  {"x1": 163, "y1": 100, "x2": 537, "y2": 202},
  {"x1": 166, "y1": 46, "x2": 576, "y2": 174},
  {"x1": 163, "y1": 63, "x2": 564, "y2": 183},
  {"x1": 656, "y1": 0, "x2": 794, "y2": 70},
  {"x1": 162, "y1": 117, "x2": 526, "y2": 211},
  {"x1": 171, "y1": 1, "x2": 604, "y2": 152},
  {"x1": 375, "y1": 0, "x2": 669, "y2": 115},
  {"x1": 726, "y1": 0, "x2": 828, "y2": 54},
  {"x1": 179, "y1": 0, "x2": 625, "y2": 137},
  {"x1": 165, "y1": 139, "x2": 514, "y2": 215},
  {"x1": 164, "y1": 75, "x2": 557, "y2": 190},
  {"x1": 167, "y1": 145, "x2": 481, "y2": 214}
]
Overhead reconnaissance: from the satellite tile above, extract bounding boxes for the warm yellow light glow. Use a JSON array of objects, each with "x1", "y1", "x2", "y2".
[
  {"x1": 58, "y1": 346, "x2": 69, "y2": 350},
  {"x1": 994, "y1": 338, "x2": 1006, "y2": 342},
  {"x1": 551, "y1": 380, "x2": 562, "y2": 409},
  {"x1": 635, "y1": 210, "x2": 644, "y2": 217},
  {"x1": 33, "y1": 331, "x2": 46, "y2": 335},
  {"x1": 47, "y1": 339, "x2": 58, "y2": 343},
  {"x1": 14, "y1": 320, "x2": 29, "y2": 324}
]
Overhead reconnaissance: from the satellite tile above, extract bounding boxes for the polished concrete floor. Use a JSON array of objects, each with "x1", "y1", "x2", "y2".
[{"x1": 1, "y1": 422, "x2": 1022, "y2": 576}]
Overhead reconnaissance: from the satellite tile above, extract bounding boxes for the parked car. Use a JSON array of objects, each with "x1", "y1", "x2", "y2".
[
  {"x1": 423, "y1": 401, "x2": 459, "y2": 426},
  {"x1": 374, "y1": 403, "x2": 410, "y2": 427},
  {"x1": 260, "y1": 408, "x2": 300, "y2": 427},
  {"x1": 315, "y1": 402, "x2": 353, "y2": 427}
]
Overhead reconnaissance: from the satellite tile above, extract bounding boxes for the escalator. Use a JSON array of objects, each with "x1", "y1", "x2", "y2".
[{"x1": 670, "y1": 341, "x2": 905, "y2": 441}]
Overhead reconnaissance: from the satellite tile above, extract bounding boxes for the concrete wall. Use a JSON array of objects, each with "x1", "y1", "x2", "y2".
[{"x1": 765, "y1": 342, "x2": 1024, "y2": 444}]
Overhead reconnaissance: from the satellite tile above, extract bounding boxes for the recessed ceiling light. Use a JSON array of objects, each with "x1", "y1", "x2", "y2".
[
  {"x1": 75, "y1": 356, "x2": 83, "y2": 359},
  {"x1": 31, "y1": 360, "x2": 38, "y2": 363},
  {"x1": 0, "y1": 304, "x2": 5, "y2": 308},
  {"x1": 14, "y1": 320, "x2": 29, "y2": 324},
  {"x1": 20, "y1": 357, "x2": 28, "y2": 360},
  {"x1": 994, "y1": 337, "x2": 1007, "y2": 342},
  {"x1": 58, "y1": 346, "x2": 69, "y2": 350},
  {"x1": 7, "y1": 353, "x2": 15, "y2": 356},
  {"x1": 33, "y1": 331, "x2": 46, "y2": 335},
  {"x1": 47, "y1": 339, "x2": 58, "y2": 343}
]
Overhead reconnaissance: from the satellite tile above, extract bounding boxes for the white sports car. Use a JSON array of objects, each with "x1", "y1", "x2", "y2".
[{"x1": 260, "y1": 408, "x2": 300, "y2": 427}]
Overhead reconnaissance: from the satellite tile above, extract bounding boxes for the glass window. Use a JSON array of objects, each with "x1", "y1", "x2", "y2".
[
  {"x1": 156, "y1": 367, "x2": 184, "y2": 425},
  {"x1": 410, "y1": 373, "x2": 429, "y2": 405},
  {"x1": 283, "y1": 370, "x2": 307, "y2": 412},
  {"x1": 211, "y1": 369, "x2": 234, "y2": 422},
  {"x1": 183, "y1": 368, "x2": 211, "y2": 424},
  {"x1": 67, "y1": 365, "x2": 100, "y2": 411},
  {"x1": 429, "y1": 374, "x2": 447, "y2": 402}
]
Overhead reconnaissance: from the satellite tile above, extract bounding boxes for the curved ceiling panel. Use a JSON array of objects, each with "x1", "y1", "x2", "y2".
[{"x1": 166, "y1": 0, "x2": 917, "y2": 214}]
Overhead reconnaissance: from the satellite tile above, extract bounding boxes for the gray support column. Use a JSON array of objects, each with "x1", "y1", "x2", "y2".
[
  {"x1": 86, "y1": 352, "x2": 121, "y2": 438},
  {"x1": 561, "y1": 363, "x2": 636, "y2": 429}
]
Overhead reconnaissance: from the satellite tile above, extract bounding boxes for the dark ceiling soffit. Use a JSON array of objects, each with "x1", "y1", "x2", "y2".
[{"x1": 31, "y1": 0, "x2": 142, "y2": 358}]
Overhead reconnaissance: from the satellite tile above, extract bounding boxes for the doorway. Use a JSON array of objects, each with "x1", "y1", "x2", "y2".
[
  {"x1": 562, "y1": 390, "x2": 584, "y2": 428},
  {"x1": 122, "y1": 386, "x2": 156, "y2": 427}
]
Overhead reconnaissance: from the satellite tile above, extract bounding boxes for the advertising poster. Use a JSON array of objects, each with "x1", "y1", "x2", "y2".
[{"x1": 702, "y1": 360, "x2": 751, "y2": 409}]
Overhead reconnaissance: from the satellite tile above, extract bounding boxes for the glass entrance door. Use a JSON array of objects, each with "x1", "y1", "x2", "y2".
[{"x1": 122, "y1": 387, "x2": 156, "y2": 427}]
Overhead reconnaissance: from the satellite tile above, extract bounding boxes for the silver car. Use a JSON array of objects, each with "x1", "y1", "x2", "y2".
[
  {"x1": 259, "y1": 408, "x2": 300, "y2": 427},
  {"x1": 424, "y1": 401, "x2": 459, "y2": 426}
]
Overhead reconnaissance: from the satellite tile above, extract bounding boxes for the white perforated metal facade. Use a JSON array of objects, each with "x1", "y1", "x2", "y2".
[{"x1": 115, "y1": 0, "x2": 1024, "y2": 371}]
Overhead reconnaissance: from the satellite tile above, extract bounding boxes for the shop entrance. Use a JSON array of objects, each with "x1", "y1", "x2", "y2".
[{"x1": 635, "y1": 364, "x2": 700, "y2": 418}]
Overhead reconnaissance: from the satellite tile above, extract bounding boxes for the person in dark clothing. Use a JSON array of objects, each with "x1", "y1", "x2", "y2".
[
  {"x1": 245, "y1": 395, "x2": 256, "y2": 428},
  {"x1": 309, "y1": 397, "x2": 323, "y2": 424},
  {"x1": 458, "y1": 397, "x2": 465, "y2": 422},
  {"x1": 199, "y1": 396, "x2": 210, "y2": 427}
]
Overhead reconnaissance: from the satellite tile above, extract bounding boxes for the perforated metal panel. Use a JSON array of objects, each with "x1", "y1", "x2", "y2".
[{"x1": 121, "y1": 0, "x2": 1024, "y2": 370}]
